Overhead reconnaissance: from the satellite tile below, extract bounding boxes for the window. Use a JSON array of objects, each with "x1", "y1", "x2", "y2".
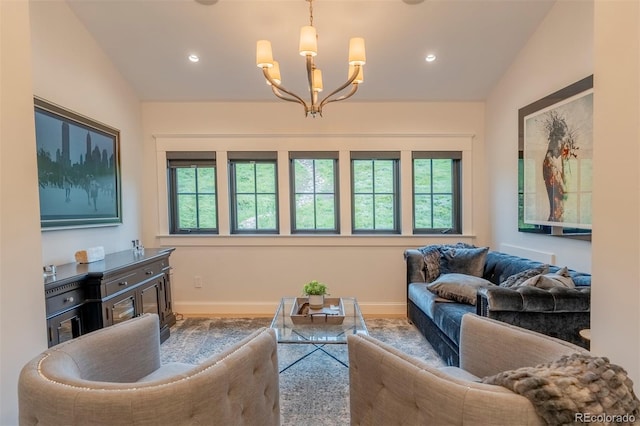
[
  {"x1": 167, "y1": 152, "x2": 217, "y2": 234},
  {"x1": 412, "y1": 152, "x2": 461, "y2": 234},
  {"x1": 290, "y1": 152, "x2": 339, "y2": 233},
  {"x1": 351, "y1": 152, "x2": 400, "y2": 234},
  {"x1": 229, "y1": 152, "x2": 278, "y2": 234}
]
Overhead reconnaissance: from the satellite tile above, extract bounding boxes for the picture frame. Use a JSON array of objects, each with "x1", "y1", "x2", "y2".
[
  {"x1": 518, "y1": 76, "x2": 593, "y2": 239},
  {"x1": 34, "y1": 97, "x2": 122, "y2": 229}
]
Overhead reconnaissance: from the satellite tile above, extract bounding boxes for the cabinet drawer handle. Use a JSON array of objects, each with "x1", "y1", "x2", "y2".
[
  {"x1": 145, "y1": 270, "x2": 153, "y2": 275},
  {"x1": 64, "y1": 296, "x2": 74, "y2": 303},
  {"x1": 119, "y1": 281, "x2": 128, "y2": 286}
]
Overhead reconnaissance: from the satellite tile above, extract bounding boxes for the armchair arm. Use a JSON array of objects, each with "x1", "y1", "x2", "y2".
[
  {"x1": 477, "y1": 286, "x2": 590, "y2": 314},
  {"x1": 476, "y1": 287, "x2": 591, "y2": 349},
  {"x1": 459, "y1": 314, "x2": 586, "y2": 379}
]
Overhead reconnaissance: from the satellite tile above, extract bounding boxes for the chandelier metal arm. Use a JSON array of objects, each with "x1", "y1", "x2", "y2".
[
  {"x1": 321, "y1": 83, "x2": 359, "y2": 107},
  {"x1": 271, "y1": 86, "x2": 304, "y2": 104},
  {"x1": 261, "y1": 67, "x2": 309, "y2": 112},
  {"x1": 318, "y1": 64, "x2": 361, "y2": 110},
  {"x1": 306, "y1": 55, "x2": 316, "y2": 113}
]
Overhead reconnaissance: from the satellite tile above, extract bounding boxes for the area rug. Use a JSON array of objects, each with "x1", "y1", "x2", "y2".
[{"x1": 160, "y1": 316, "x2": 444, "y2": 426}]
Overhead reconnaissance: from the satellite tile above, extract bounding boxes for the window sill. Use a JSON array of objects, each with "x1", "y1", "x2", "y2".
[{"x1": 157, "y1": 234, "x2": 476, "y2": 248}]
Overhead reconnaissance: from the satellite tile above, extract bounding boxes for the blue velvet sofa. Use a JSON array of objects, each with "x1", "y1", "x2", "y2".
[{"x1": 405, "y1": 244, "x2": 591, "y2": 366}]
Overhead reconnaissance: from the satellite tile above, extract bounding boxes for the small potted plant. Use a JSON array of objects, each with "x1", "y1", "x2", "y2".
[{"x1": 303, "y1": 280, "x2": 328, "y2": 309}]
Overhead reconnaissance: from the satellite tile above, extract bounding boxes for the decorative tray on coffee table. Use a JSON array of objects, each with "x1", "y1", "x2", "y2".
[{"x1": 290, "y1": 297, "x2": 345, "y2": 325}]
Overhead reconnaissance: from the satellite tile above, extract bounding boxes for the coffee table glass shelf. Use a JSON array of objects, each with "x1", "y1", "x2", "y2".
[{"x1": 271, "y1": 297, "x2": 368, "y2": 344}]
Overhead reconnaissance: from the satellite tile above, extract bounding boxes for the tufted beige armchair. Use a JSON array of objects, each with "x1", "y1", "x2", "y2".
[
  {"x1": 19, "y1": 313, "x2": 280, "y2": 426},
  {"x1": 347, "y1": 314, "x2": 587, "y2": 426}
]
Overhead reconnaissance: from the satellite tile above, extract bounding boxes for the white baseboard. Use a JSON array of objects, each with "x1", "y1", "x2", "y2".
[{"x1": 173, "y1": 301, "x2": 406, "y2": 317}]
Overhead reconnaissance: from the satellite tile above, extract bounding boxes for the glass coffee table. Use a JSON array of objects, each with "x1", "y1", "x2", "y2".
[{"x1": 270, "y1": 296, "x2": 368, "y2": 372}]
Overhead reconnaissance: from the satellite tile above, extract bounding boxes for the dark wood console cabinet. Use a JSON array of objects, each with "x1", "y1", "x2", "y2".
[{"x1": 44, "y1": 248, "x2": 175, "y2": 347}]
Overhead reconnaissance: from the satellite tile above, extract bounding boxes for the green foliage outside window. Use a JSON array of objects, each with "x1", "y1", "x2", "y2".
[
  {"x1": 174, "y1": 166, "x2": 217, "y2": 232},
  {"x1": 170, "y1": 152, "x2": 460, "y2": 235},
  {"x1": 293, "y1": 159, "x2": 337, "y2": 231},
  {"x1": 232, "y1": 161, "x2": 278, "y2": 232},
  {"x1": 352, "y1": 159, "x2": 397, "y2": 231},
  {"x1": 413, "y1": 159, "x2": 454, "y2": 230}
]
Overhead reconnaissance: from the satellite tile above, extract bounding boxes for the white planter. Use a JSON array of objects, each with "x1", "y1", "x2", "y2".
[{"x1": 308, "y1": 294, "x2": 324, "y2": 309}]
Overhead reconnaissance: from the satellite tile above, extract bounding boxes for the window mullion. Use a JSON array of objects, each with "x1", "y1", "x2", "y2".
[
  {"x1": 194, "y1": 169, "x2": 200, "y2": 228},
  {"x1": 253, "y1": 164, "x2": 259, "y2": 230},
  {"x1": 312, "y1": 161, "x2": 318, "y2": 228},
  {"x1": 430, "y1": 159, "x2": 435, "y2": 228}
]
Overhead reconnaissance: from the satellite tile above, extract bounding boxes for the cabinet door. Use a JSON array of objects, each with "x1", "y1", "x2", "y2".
[
  {"x1": 160, "y1": 274, "x2": 172, "y2": 324},
  {"x1": 47, "y1": 308, "x2": 83, "y2": 347},
  {"x1": 106, "y1": 291, "x2": 137, "y2": 326},
  {"x1": 139, "y1": 279, "x2": 161, "y2": 317}
]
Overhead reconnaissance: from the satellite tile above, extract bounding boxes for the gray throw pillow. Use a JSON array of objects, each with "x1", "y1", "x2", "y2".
[
  {"x1": 519, "y1": 266, "x2": 576, "y2": 289},
  {"x1": 500, "y1": 265, "x2": 550, "y2": 288},
  {"x1": 439, "y1": 246, "x2": 489, "y2": 278},
  {"x1": 426, "y1": 273, "x2": 495, "y2": 305}
]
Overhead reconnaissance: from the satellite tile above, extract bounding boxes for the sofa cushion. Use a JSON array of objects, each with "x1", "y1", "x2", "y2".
[
  {"x1": 500, "y1": 265, "x2": 550, "y2": 288},
  {"x1": 427, "y1": 273, "x2": 495, "y2": 305},
  {"x1": 520, "y1": 267, "x2": 576, "y2": 289},
  {"x1": 432, "y1": 303, "x2": 475, "y2": 345},
  {"x1": 137, "y1": 362, "x2": 195, "y2": 382},
  {"x1": 439, "y1": 246, "x2": 489, "y2": 277}
]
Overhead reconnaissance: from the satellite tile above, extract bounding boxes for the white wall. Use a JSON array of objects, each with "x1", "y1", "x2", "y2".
[
  {"x1": 485, "y1": 0, "x2": 594, "y2": 273},
  {"x1": 591, "y1": 0, "x2": 640, "y2": 392},
  {"x1": 0, "y1": 1, "x2": 144, "y2": 422},
  {"x1": 487, "y1": 0, "x2": 640, "y2": 390},
  {"x1": 1, "y1": 3, "x2": 47, "y2": 424},
  {"x1": 142, "y1": 101, "x2": 488, "y2": 315},
  {"x1": 30, "y1": 1, "x2": 144, "y2": 265}
]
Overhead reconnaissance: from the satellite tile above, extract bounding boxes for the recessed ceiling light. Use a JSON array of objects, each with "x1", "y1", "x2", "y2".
[
  {"x1": 402, "y1": 0, "x2": 425, "y2": 4},
  {"x1": 425, "y1": 54, "x2": 436, "y2": 62},
  {"x1": 195, "y1": 0, "x2": 218, "y2": 5},
  {"x1": 188, "y1": 54, "x2": 200, "y2": 63}
]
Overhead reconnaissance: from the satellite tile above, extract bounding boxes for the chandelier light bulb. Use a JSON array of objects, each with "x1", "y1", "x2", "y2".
[
  {"x1": 256, "y1": 40, "x2": 274, "y2": 68},
  {"x1": 299, "y1": 26, "x2": 318, "y2": 56},
  {"x1": 348, "y1": 38, "x2": 366, "y2": 66},
  {"x1": 312, "y1": 69, "x2": 323, "y2": 92},
  {"x1": 267, "y1": 61, "x2": 282, "y2": 86}
]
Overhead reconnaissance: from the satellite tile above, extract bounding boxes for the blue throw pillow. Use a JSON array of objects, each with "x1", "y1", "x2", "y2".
[
  {"x1": 439, "y1": 246, "x2": 489, "y2": 278},
  {"x1": 427, "y1": 273, "x2": 495, "y2": 305}
]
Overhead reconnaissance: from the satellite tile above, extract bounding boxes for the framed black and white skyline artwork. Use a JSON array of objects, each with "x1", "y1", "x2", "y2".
[{"x1": 34, "y1": 97, "x2": 122, "y2": 229}]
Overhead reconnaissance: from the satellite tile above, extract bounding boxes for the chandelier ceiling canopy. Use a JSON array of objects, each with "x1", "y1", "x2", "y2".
[{"x1": 256, "y1": 0, "x2": 366, "y2": 118}]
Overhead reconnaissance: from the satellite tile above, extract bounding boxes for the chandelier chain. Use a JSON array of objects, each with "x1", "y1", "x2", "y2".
[{"x1": 308, "y1": 0, "x2": 314, "y2": 27}]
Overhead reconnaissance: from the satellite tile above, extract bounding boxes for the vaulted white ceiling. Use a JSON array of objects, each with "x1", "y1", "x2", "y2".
[{"x1": 66, "y1": 0, "x2": 555, "y2": 102}]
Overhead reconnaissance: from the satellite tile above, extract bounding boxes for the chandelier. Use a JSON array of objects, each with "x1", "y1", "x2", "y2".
[{"x1": 256, "y1": 0, "x2": 366, "y2": 118}]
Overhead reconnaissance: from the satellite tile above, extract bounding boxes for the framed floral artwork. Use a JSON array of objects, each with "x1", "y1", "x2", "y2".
[{"x1": 518, "y1": 76, "x2": 593, "y2": 238}]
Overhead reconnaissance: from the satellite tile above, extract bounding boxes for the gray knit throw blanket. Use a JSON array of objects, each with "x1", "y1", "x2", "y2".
[{"x1": 482, "y1": 353, "x2": 640, "y2": 425}]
